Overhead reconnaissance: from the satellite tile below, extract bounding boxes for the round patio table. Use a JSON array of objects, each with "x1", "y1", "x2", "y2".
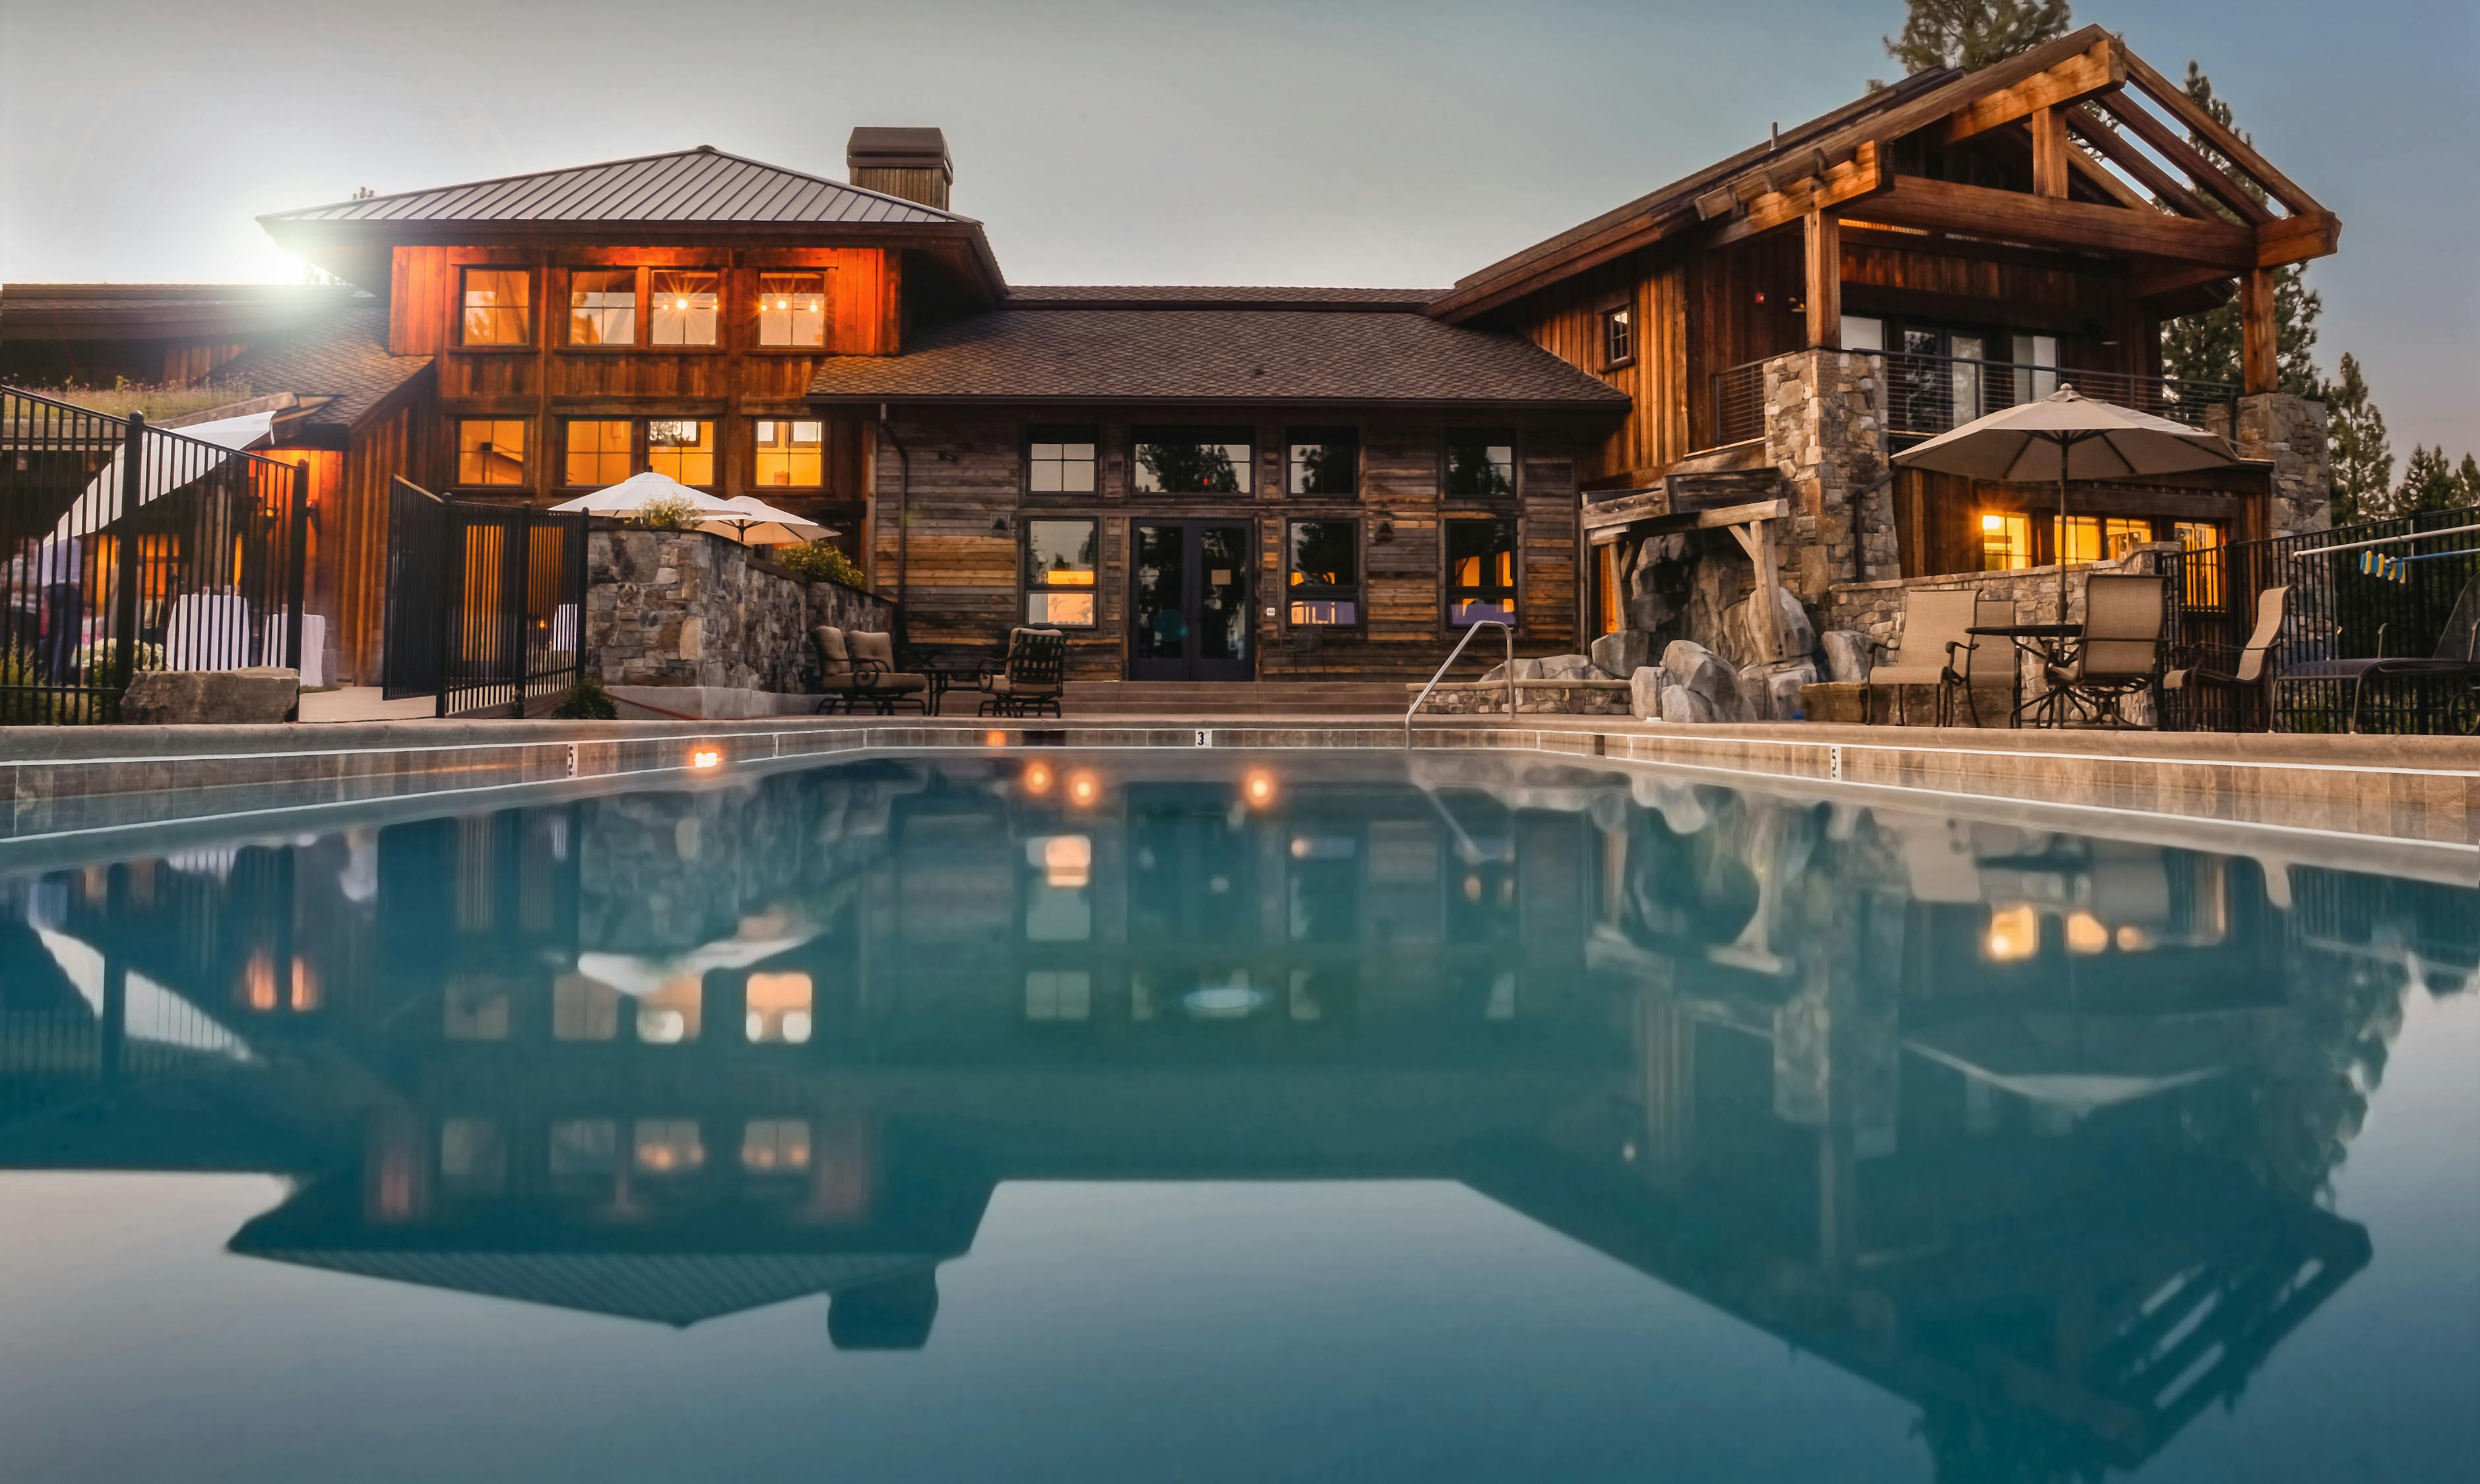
[
  {"x1": 916, "y1": 657, "x2": 997, "y2": 716},
  {"x1": 1967, "y1": 623, "x2": 2083, "y2": 728}
]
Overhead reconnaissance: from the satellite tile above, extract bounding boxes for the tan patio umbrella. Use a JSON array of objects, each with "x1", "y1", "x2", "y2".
[
  {"x1": 547, "y1": 470, "x2": 735, "y2": 518},
  {"x1": 699, "y1": 495, "x2": 835, "y2": 547},
  {"x1": 1892, "y1": 385, "x2": 2244, "y2": 621}
]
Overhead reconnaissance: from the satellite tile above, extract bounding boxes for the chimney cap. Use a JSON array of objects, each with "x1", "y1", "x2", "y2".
[{"x1": 847, "y1": 127, "x2": 951, "y2": 178}]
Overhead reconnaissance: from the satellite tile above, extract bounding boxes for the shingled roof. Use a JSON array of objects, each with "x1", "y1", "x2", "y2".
[
  {"x1": 213, "y1": 303, "x2": 431, "y2": 431},
  {"x1": 1007, "y1": 285, "x2": 1444, "y2": 310},
  {"x1": 0, "y1": 283, "x2": 365, "y2": 341},
  {"x1": 806, "y1": 306, "x2": 1630, "y2": 410}
]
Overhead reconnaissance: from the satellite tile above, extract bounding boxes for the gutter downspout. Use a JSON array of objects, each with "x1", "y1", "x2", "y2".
[{"x1": 879, "y1": 403, "x2": 910, "y2": 651}]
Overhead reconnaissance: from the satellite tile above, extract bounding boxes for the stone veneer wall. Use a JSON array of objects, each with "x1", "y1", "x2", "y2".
[
  {"x1": 587, "y1": 526, "x2": 893, "y2": 695},
  {"x1": 1822, "y1": 542, "x2": 2176, "y2": 650},
  {"x1": 2210, "y1": 392, "x2": 2334, "y2": 538},
  {"x1": 1762, "y1": 348, "x2": 1895, "y2": 603}
]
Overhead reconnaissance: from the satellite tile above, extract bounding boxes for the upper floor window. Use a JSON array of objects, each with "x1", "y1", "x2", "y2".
[
  {"x1": 1444, "y1": 429, "x2": 1515, "y2": 499},
  {"x1": 647, "y1": 418, "x2": 717, "y2": 485},
  {"x1": 460, "y1": 268, "x2": 531, "y2": 346},
  {"x1": 1446, "y1": 517, "x2": 1517, "y2": 627},
  {"x1": 567, "y1": 269, "x2": 637, "y2": 346},
  {"x1": 1288, "y1": 427, "x2": 1358, "y2": 496},
  {"x1": 753, "y1": 419, "x2": 825, "y2": 487},
  {"x1": 456, "y1": 419, "x2": 528, "y2": 486},
  {"x1": 649, "y1": 269, "x2": 720, "y2": 347},
  {"x1": 1134, "y1": 428, "x2": 1252, "y2": 495},
  {"x1": 1027, "y1": 426, "x2": 1098, "y2": 493},
  {"x1": 756, "y1": 272, "x2": 829, "y2": 348},
  {"x1": 1599, "y1": 305, "x2": 1633, "y2": 368}
]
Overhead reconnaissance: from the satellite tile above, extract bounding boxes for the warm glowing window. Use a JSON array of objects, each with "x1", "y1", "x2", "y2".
[
  {"x1": 745, "y1": 972, "x2": 814, "y2": 1044},
  {"x1": 1978, "y1": 510, "x2": 2032, "y2": 571},
  {"x1": 1025, "y1": 517, "x2": 1098, "y2": 627},
  {"x1": 460, "y1": 268, "x2": 531, "y2": 346},
  {"x1": 1446, "y1": 517, "x2": 1517, "y2": 627},
  {"x1": 649, "y1": 269, "x2": 720, "y2": 346},
  {"x1": 1026, "y1": 425, "x2": 1098, "y2": 493},
  {"x1": 552, "y1": 974, "x2": 620, "y2": 1041},
  {"x1": 1288, "y1": 519, "x2": 1360, "y2": 627},
  {"x1": 741, "y1": 1119, "x2": 812, "y2": 1172},
  {"x1": 1288, "y1": 427, "x2": 1358, "y2": 496},
  {"x1": 568, "y1": 268, "x2": 637, "y2": 345},
  {"x1": 1985, "y1": 903, "x2": 2040, "y2": 962},
  {"x1": 1593, "y1": 541, "x2": 1624, "y2": 638},
  {"x1": 756, "y1": 271, "x2": 828, "y2": 347},
  {"x1": 456, "y1": 419, "x2": 528, "y2": 486},
  {"x1": 647, "y1": 419, "x2": 717, "y2": 486},
  {"x1": 1134, "y1": 427, "x2": 1252, "y2": 494},
  {"x1": 633, "y1": 1119, "x2": 706, "y2": 1175},
  {"x1": 564, "y1": 419, "x2": 633, "y2": 487},
  {"x1": 2177, "y1": 520, "x2": 2227, "y2": 607},
  {"x1": 1445, "y1": 429, "x2": 1516, "y2": 499},
  {"x1": 2054, "y1": 516, "x2": 2153, "y2": 565},
  {"x1": 636, "y1": 975, "x2": 703, "y2": 1043},
  {"x1": 753, "y1": 419, "x2": 825, "y2": 487}
]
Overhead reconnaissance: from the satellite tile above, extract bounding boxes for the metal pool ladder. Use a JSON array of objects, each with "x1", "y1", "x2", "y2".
[{"x1": 1405, "y1": 619, "x2": 1515, "y2": 744}]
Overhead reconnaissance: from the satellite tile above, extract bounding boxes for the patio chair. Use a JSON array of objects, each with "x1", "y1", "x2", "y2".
[
  {"x1": 978, "y1": 626, "x2": 1067, "y2": 718},
  {"x1": 811, "y1": 625, "x2": 928, "y2": 715},
  {"x1": 2281, "y1": 570, "x2": 2480, "y2": 734},
  {"x1": 2040, "y1": 574, "x2": 2165, "y2": 728},
  {"x1": 1864, "y1": 590, "x2": 2013, "y2": 726},
  {"x1": 2164, "y1": 585, "x2": 2288, "y2": 731}
]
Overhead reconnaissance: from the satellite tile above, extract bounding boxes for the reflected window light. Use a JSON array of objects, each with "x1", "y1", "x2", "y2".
[
  {"x1": 746, "y1": 972, "x2": 814, "y2": 1044},
  {"x1": 1242, "y1": 769, "x2": 1277, "y2": 808},
  {"x1": 243, "y1": 950, "x2": 279, "y2": 1012},
  {"x1": 637, "y1": 975, "x2": 703, "y2": 1044},
  {"x1": 554, "y1": 974, "x2": 621, "y2": 1041},
  {"x1": 2065, "y1": 911, "x2": 2111, "y2": 956},
  {"x1": 2116, "y1": 925, "x2": 2157, "y2": 952},
  {"x1": 1025, "y1": 970, "x2": 1092, "y2": 1021},
  {"x1": 742, "y1": 1119, "x2": 813, "y2": 1172},
  {"x1": 1985, "y1": 904, "x2": 2041, "y2": 962},
  {"x1": 289, "y1": 956, "x2": 320, "y2": 1012},
  {"x1": 1067, "y1": 771, "x2": 1101, "y2": 807},
  {"x1": 1484, "y1": 970, "x2": 1519, "y2": 1020},
  {"x1": 633, "y1": 1119, "x2": 706, "y2": 1175},
  {"x1": 548, "y1": 1118, "x2": 617, "y2": 1175},
  {"x1": 1040, "y1": 834, "x2": 1092, "y2": 888}
]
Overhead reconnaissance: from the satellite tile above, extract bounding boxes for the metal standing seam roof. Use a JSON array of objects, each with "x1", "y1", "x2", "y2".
[{"x1": 258, "y1": 146, "x2": 973, "y2": 228}]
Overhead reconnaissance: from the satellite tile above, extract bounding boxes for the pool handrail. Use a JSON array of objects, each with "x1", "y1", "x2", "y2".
[{"x1": 1405, "y1": 619, "x2": 1515, "y2": 743}]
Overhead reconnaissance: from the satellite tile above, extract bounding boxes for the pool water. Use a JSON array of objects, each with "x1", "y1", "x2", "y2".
[{"x1": 1, "y1": 751, "x2": 2474, "y2": 1483}]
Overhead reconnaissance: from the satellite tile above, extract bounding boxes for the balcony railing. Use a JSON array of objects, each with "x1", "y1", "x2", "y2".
[{"x1": 1702, "y1": 353, "x2": 2237, "y2": 450}]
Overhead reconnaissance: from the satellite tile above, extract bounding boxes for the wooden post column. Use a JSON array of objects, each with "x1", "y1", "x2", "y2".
[
  {"x1": 2030, "y1": 105, "x2": 2070, "y2": 198},
  {"x1": 1803, "y1": 210, "x2": 1840, "y2": 350},
  {"x1": 2239, "y1": 266, "x2": 2278, "y2": 394}
]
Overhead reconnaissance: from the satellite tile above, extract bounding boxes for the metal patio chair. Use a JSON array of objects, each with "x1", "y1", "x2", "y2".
[
  {"x1": 978, "y1": 627, "x2": 1066, "y2": 719},
  {"x1": 1864, "y1": 590, "x2": 2012, "y2": 726},
  {"x1": 2281, "y1": 570, "x2": 2480, "y2": 734},
  {"x1": 2041, "y1": 574, "x2": 2166, "y2": 728},
  {"x1": 2165, "y1": 584, "x2": 2289, "y2": 731},
  {"x1": 812, "y1": 625, "x2": 928, "y2": 715}
]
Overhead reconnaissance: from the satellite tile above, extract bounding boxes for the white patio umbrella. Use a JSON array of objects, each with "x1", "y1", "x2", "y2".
[
  {"x1": 48, "y1": 409, "x2": 276, "y2": 540},
  {"x1": 700, "y1": 494, "x2": 834, "y2": 546},
  {"x1": 1892, "y1": 385, "x2": 2244, "y2": 621},
  {"x1": 548, "y1": 470, "x2": 735, "y2": 519}
]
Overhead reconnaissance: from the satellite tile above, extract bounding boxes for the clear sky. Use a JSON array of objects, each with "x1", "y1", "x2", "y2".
[{"x1": 1, "y1": 0, "x2": 2471, "y2": 454}]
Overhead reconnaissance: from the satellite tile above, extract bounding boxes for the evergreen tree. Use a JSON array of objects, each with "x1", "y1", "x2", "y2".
[
  {"x1": 2323, "y1": 353, "x2": 2395, "y2": 526},
  {"x1": 2157, "y1": 63, "x2": 2322, "y2": 395},
  {"x1": 1883, "y1": 0, "x2": 2072, "y2": 75},
  {"x1": 2396, "y1": 446, "x2": 2464, "y2": 516},
  {"x1": 2458, "y1": 454, "x2": 2480, "y2": 508}
]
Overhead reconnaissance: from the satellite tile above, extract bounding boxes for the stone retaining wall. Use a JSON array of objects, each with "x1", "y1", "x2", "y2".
[
  {"x1": 1822, "y1": 543, "x2": 2175, "y2": 650},
  {"x1": 587, "y1": 527, "x2": 891, "y2": 695}
]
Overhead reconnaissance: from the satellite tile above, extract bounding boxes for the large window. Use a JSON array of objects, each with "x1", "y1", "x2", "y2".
[
  {"x1": 1134, "y1": 428, "x2": 1252, "y2": 495},
  {"x1": 2176, "y1": 520, "x2": 2227, "y2": 607},
  {"x1": 1446, "y1": 517, "x2": 1517, "y2": 627},
  {"x1": 456, "y1": 419, "x2": 528, "y2": 486},
  {"x1": 649, "y1": 269, "x2": 720, "y2": 346},
  {"x1": 1288, "y1": 520, "x2": 1359, "y2": 627},
  {"x1": 1600, "y1": 305, "x2": 1634, "y2": 368},
  {"x1": 567, "y1": 269, "x2": 637, "y2": 346},
  {"x1": 1445, "y1": 429, "x2": 1515, "y2": 499},
  {"x1": 564, "y1": 419, "x2": 633, "y2": 487},
  {"x1": 753, "y1": 419, "x2": 825, "y2": 487},
  {"x1": 1979, "y1": 510, "x2": 2032, "y2": 571},
  {"x1": 1027, "y1": 426, "x2": 1098, "y2": 493},
  {"x1": 1025, "y1": 517, "x2": 1098, "y2": 627},
  {"x1": 756, "y1": 272, "x2": 828, "y2": 348},
  {"x1": 647, "y1": 419, "x2": 717, "y2": 485},
  {"x1": 1288, "y1": 427, "x2": 1358, "y2": 496},
  {"x1": 2055, "y1": 516, "x2": 2153, "y2": 565},
  {"x1": 460, "y1": 268, "x2": 531, "y2": 346}
]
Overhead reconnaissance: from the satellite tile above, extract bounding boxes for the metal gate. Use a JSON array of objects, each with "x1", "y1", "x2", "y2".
[
  {"x1": 3, "y1": 386, "x2": 309, "y2": 724},
  {"x1": 379, "y1": 483, "x2": 586, "y2": 718}
]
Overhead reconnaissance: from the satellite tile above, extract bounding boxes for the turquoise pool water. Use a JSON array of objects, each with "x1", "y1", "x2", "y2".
[{"x1": 1, "y1": 751, "x2": 2473, "y2": 1483}]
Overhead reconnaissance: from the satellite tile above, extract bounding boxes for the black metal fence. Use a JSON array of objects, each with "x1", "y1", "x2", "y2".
[
  {"x1": 381, "y1": 478, "x2": 585, "y2": 718},
  {"x1": 2164, "y1": 504, "x2": 2480, "y2": 733},
  {"x1": 3, "y1": 386, "x2": 308, "y2": 724},
  {"x1": 1703, "y1": 352, "x2": 2235, "y2": 451}
]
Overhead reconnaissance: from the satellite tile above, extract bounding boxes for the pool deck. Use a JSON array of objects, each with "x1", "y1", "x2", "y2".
[{"x1": 2, "y1": 714, "x2": 2473, "y2": 871}]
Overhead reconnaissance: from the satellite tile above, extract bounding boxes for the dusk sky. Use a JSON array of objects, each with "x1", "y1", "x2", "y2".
[{"x1": 2, "y1": 0, "x2": 2471, "y2": 454}]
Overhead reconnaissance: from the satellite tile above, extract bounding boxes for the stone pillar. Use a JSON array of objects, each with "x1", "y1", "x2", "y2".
[
  {"x1": 1760, "y1": 348, "x2": 1893, "y2": 604},
  {"x1": 2229, "y1": 392, "x2": 2332, "y2": 538}
]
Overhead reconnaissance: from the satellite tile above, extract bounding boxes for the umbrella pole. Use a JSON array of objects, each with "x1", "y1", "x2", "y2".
[{"x1": 2058, "y1": 462, "x2": 2070, "y2": 625}]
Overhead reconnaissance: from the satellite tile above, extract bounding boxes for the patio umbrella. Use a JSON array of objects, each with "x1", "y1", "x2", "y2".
[
  {"x1": 1891, "y1": 385, "x2": 2244, "y2": 621},
  {"x1": 547, "y1": 470, "x2": 735, "y2": 519},
  {"x1": 48, "y1": 409, "x2": 276, "y2": 540},
  {"x1": 700, "y1": 494, "x2": 834, "y2": 546}
]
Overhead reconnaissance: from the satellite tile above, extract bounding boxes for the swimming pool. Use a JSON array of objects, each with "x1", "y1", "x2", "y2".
[{"x1": 1, "y1": 751, "x2": 2473, "y2": 1482}]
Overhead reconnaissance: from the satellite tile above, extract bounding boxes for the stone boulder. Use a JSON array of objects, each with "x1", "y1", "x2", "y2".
[
  {"x1": 1478, "y1": 657, "x2": 1544, "y2": 683},
  {"x1": 1819, "y1": 629, "x2": 1874, "y2": 683},
  {"x1": 1628, "y1": 665, "x2": 1663, "y2": 720},
  {"x1": 1590, "y1": 629, "x2": 1649, "y2": 679},
  {"x1": 1729, "y1": 585, "x2": 1819, "y2": 664},
  {"x1": 1659, "y1": 684, "x2": 1719, "y2": 726},
  {"x1": 1735, "y1": 657, "x2": 1822, "y2": 722},
  {"x1": 121, "y1": 667, "x2": 299, "y2": 726},
  {"x1": 1658, "y1": 640, "x2": 1741, "y2": 723},
  {"x1": 1538, "y1": 653, "x2": 1600, "y2": 681}
]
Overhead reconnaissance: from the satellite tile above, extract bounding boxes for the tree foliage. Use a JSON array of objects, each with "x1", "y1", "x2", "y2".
[
  {"x1": 2324, "y1": 354, "x2": 2394, "y2": 526},
  {"x1": 1882, "y1": 0, "x2": 2072, "y2": 75},
  {"x1": 2394, "y1": 446, "x2": 2474, "y2": 516}
]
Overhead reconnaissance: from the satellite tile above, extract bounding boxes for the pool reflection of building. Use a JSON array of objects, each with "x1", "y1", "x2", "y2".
[{"x1": 2, "y1": 756, "x2": 2471, "y2": 1477}]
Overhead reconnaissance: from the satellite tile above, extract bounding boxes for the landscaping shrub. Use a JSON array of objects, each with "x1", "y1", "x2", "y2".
[
  {"x1": 631, "y1": 493, "x2": 705, "y2": 531},
  {"x1": 551, "y1": 672, "x2": 619, "y2": 720},
  {"x1": 775, "y1": 540, "x2": 868, "y2": 590}
]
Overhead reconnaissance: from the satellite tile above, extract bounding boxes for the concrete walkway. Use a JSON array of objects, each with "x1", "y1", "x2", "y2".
[{"x1": 297, "y1": 687, "x2": 443, "y2": 724}]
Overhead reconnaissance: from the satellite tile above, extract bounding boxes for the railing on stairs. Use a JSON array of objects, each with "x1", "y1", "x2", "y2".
[{"x1": 1405, "y1": 619, "x2": 1515, "y2": 743}]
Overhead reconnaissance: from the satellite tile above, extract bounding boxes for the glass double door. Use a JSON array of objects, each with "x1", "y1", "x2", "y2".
[{"x1": 1130, "y1": 520, "x2": 1252, "y2": 681}]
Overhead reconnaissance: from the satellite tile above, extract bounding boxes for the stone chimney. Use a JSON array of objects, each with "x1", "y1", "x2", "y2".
[{"x1": 846, "y1": 127, "x2": 952, "y2": 211}]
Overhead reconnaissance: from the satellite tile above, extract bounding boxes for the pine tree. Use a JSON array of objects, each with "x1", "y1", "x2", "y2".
[
  {"x1": 2157, "y1": 64, "x2": 2322, "y2": 395},
  {"x1": 2396, "y1": 446, "x2": 2463, "y2": 516},
  {"x1": 2323, "y1": 353, "x2": 2394, "y2": 526},
  {"x1": 2458, "y1": 454, "x2": 2480, "y2": 509},
  {"x1": 1883, "y1": 0, "x2": 2073, "y2": 75}
]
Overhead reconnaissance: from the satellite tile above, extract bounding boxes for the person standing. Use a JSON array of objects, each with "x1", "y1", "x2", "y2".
[
  {"x1": 34, "y1": 532, "x2": 84, "y2": 683},
  {"x1": 5, "y1": 536, "x2": 41, "y2": 665}
]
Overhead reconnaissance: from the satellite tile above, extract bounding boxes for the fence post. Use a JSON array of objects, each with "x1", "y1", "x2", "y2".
[
  {"x1": 111, "y1": 414, "x2": 146, "y2": 713},
  {"x1": 433, "y1": 503, "x2": 457, "y2": 719},
  {"x1": 284, "y1": 460, "x2": 309, "y2": 687}
]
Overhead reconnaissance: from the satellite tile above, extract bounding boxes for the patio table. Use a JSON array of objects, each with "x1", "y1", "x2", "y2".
[{"x1": 1968, "y1": 623, "x2": 2083, "y2": 728}]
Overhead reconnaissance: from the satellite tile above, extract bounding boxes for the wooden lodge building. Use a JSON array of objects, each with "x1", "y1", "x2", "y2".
[{"x1": 0, "y1": 26, "x2": 2337, "y2": 689}]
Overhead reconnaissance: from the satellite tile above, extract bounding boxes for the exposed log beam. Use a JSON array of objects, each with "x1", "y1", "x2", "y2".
[
  {"x1": 2120, "y1": 48, "x2": 2323, "y2": 217},
  {"x1": 2065, "y1": 140, "x2": 2154, "y2": 212},
  {"x1": 2067, "y1": 106, "x2": 2215, "y2": 220},
  {"x1": 2256, "y1": 210, "x2": 2343, "y2": 268},
  {"x1": 2130, "y1": 261, "x2": 2237, "y2": 301},
  {"x1": 2240, "y1": 266, "x2": 2278, "y2": 394},
  {"x1": 1709, "y1": 145, "x2": 1883, "y2": 247},
  {"x1": 2089, "y1": 96, "x2": 2274, "y2": 226},
  {"x1": 1804, "y1": 210, "x2": 1840, "y2": 349},
  {"x1": 1935, "y1": 38, "x2": 2125, "y2": 144},
  {"x1": 1861, "y1": 175, "x2": 2252, "y2": 265},
  {"x1": 2029, "y1": 106, "x2": 2071, "y2": 198}
]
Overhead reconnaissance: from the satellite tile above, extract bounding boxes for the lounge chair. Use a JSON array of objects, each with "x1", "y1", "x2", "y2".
[
  {"x1": 2039, "y1": 574, "x2": 2165, "y2": 728},
  {"x1": 2165, "y1": 584, "x2": 2288, "y2": 731},
  {"x1": 812, "y1": 625, "x2": 927, "y2": 715},
  {"x1": 2281, "y1": 570, "x2": 2480, "y2": 734},
  {"x1": 978, "y1": 627, "x2": 1066, "y2": 718},
  {"x1": 1865, "y1": 590, "x2": 2014, "y2": 726}
]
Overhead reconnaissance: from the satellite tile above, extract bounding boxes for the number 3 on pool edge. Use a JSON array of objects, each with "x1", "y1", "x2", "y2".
[{"x1": 1195, "y1": 729, "x2": 1211, "y2": 747}]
